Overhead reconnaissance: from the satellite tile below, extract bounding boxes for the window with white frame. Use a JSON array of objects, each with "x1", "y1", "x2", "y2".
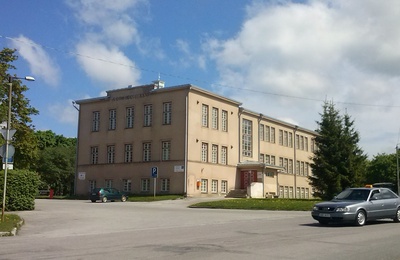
[
  {"x1": 221, "y1": 110, "x2": 228, "y2": 132},
  {"x1": 259, "y1": 153, "x2": 264, "y2": 163},
  {"x1": 305, "y1": 162, "x2": 309, "y2": 176},
  {"x1": 92, "y1": 111, "x2": 100, "y2": 132},
  {"x1": 221, "y1": 180, "x2": 228, "y2": 194},
  {"x1": 143, "y1": 142, "x2": 151, "y2": 162},
  {"x1": 201, "y1": 179, "x2": 208, "y2": 193},
  {"x1": 90, "y1": 146, "x2": 98, "y2": 164},
  {"x1": 289, "y1": 159, "x2": 293, "y2": 174},
  {"x1": 296, "y1": 161, "x2": 300, "y2": 175},
  {"x1": 163, "y1": 102, "x2": 172, "y2": 125},
  {"x1": 242, "y1": 119, "x2": 252, "y2": 157},
  {"x1": 265, "y1": 154, "x2": 270, "y2": 164},
  {"x1": 202, "y1": 104, "x2": 209, "y2": 127},
  {"x1": 221, "y1": 146, "x2": 227, "y2": 165},
  {"x1": 126, "y1": 107, "x2": 134, "y2": 128},
  {"x1": 211, "y1": 180, "x2": 218, "y2": 193},
  {"x1": 109, "y1": 109, "x2": 116, "y2": 130},
  {"x1": 89, "y1": 180, "x2": 96, "y2": 191},
  {"x1": 289, "y1": 132, "x2": 293, "y2": 147},
  {"x1": 289, "y1": 187, "x2": 293, "y2": 198},
  {"x1": 141, "y1": 178, "x2": 150, "y2": 192},
  {"x1": 284, "y1": 158, "x2": 288, "y2": 172},
  {"x1": 161, "y1": 178, "x2": 170, "y2": 192},
  {"x1": 124, "y1": 144, "x2": 133, "y2": 163},
  {"x1": 211, "y1": 144, "x2": 218, "y2": 163},
  {"x1": 305, "y1": 137, "x2": 308, "y2": 151},
  {"x1": 271, "y1": 127, "x2": 275, "y2": 143},
  {"x1": 271, "y1": 155, "x2": 276, "y2": 165},
  {"x1": 162, "y1": 141, "x2": 171, "y2": 161},
  {"x1": 123, "y1": 179, "x2": 132, "y2": 192},
  {"x1": 260, "y1": 124, "x2": 264, "y2": 141},
  {"x1": 279, "y1": 130, "x2": 283, "y2": 145},
  {"x1": 265, "y1": 126, "x2": 270, "y2": 142},
  {"x1": 284, "y1": 131, "x2": 288, "y2": 147},
  {"x1": 201, "y1": 143, "x2": 208, "y2": 162},
  {"x1": 105, "y1": 179, "x2": 113, "y2": 188},
  {"x1": 212, "y1": 107, "x2": 218, "y2": 129},
  {"x1": 107, "y1": 145, "x2": 115, "y2": 164},
  {"x1": 144, "y1": 104, "x2": 152, "y2": 126}
]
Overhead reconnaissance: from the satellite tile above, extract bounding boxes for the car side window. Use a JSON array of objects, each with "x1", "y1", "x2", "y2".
[{"x1": 381, "y1": 189, "x2": 397, "y2": 199}]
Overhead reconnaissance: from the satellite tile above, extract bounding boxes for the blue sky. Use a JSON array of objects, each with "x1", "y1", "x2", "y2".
[{"x1": 1, "y1": 0, "x2": 400, "y2": 158}]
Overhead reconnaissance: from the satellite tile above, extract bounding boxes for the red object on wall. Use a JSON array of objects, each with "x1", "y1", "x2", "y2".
[
  {"x1": 240, "y1": 170, "x2": 257, "y2": 189},
  {"x1": 49, "y1": 189, "x2": 54, "y2": 199}
]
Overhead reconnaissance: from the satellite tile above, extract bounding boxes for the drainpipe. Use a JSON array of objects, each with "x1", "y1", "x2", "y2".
[
  {"x1": 294, "y1": 125, "x2": 298, "y2": 198},
  {"x1": 184, "y1": 94, "x2": 188, "y2": 197}
]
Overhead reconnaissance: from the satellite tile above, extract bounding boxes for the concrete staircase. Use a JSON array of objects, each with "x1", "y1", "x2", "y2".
[{"x1": 225, "y1": 189, "x2": 248, "y2": 198}]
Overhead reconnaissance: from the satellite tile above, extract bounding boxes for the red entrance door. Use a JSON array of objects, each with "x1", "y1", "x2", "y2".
[{"x1": 240, "y1": 170, "x2": 257, "y2": 189}]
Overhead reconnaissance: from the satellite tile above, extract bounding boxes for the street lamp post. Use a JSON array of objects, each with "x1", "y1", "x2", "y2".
[
  {"x1": 397, "y1": 145, "x2": 400, "y2": 195},
  {"x1": 1, "y1": 75, "x2": 35, "y2": 222}
]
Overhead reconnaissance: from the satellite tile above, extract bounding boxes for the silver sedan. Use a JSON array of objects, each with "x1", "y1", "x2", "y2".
[{"x1": 311, "y1": 187, "x2": 400, "y2": 226}]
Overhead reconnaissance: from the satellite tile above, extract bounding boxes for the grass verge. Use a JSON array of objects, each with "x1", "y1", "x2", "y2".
[
  {"x1": 189, "y1": 198, "x2": 320, "y2": 211},
  {"x1": 0, "y1": 214, "x2": 23, "y2": 234}
]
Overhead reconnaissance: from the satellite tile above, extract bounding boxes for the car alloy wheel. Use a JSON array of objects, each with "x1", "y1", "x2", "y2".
[
  {"x1": 102, "y1": 197, "x2": 107, "y2": 203},
  {"x1": 355, "y1": 210, "x2": 366, "y2": 226},
  {"x1": 394, "y1": 208, "x2": 400, "y2": 223},
  {"x1": 121, "y1": 195, "x2": 127, "y2": 202}
]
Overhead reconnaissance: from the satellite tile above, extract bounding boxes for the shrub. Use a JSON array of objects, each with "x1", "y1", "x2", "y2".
[{"x1": 0, "y1": 169, "x2": 39, "y2": 211}]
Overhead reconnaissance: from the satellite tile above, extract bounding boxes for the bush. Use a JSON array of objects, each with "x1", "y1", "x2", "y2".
[{"x1": 0, "y1": 169, "x2": 39, "y2": 211}]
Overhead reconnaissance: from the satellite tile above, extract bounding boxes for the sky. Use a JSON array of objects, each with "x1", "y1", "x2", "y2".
[{"x1": 1, "y1": 0, "x2": 400, "y2": 158}]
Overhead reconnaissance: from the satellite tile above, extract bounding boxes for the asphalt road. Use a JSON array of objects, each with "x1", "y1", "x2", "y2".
[{"x1": 0, "y1": 198, "x2": 400, "y2": 259}]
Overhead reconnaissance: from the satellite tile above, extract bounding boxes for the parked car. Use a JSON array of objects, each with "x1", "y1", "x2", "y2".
[
  {"x1": 311, "y1": 187, "x2": 400, "y2": 226},
  {"x1": 90, "y1": 188, "x2": 128, "y2": 203}
]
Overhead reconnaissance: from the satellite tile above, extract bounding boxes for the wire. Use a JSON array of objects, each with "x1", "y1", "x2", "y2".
[{"x1": 2, "y1": 34, "x2": 400, "y2": 109}]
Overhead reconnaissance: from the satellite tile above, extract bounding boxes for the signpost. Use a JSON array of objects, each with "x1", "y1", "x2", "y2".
[{"x1": 151, "y1": 166, "x2": 158, "y2": 198}]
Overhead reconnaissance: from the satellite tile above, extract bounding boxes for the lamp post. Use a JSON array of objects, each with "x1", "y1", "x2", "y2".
[
  {"x1": 397, "y1": 145, "x2": 400, "y2": 195},
  {"x1": 1, "y1": 75, "x2": 35, "y2": 222}
]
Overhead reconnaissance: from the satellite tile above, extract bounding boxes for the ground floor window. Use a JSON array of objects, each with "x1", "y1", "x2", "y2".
[
  {"x1": 123, "y1": 179, "x2": 132, "y2": 192},
  {"x1": 105, "y1": 179, "x2": 113, "y2": 188},
  {"x1": 161, "y1": 178, "x2": 170, "y2": 192},
  {"x1": 211, "y1": 179, "x2": 218, "y2": 193},
  {"x1": 141, "y1": 178, "x2": 150, "y2": 192},
  {"x1": 89, "y1": 180, "x2": 96, "y2": 192},
  {"x1": 201, "y1": 179, "x2": 208, "y2": 193},
  {"x1": 221, "y1": 180, "x2": 227, "y2": 194}
]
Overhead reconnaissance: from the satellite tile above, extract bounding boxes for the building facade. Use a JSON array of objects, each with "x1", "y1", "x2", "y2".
[{"x1": 75, "y1": 81, "x2": 317, "y2": 198}]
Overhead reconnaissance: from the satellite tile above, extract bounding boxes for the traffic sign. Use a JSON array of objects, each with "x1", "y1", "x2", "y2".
[
  {"x1": 0, "y1": 129, "x2": 16, "y2": 141},
  {"x1": 151, "y1": 166, "x2": 158, "y2": 178},
  {"x1": 0, "y1": 144, "x2": 15, "y2": 158}
]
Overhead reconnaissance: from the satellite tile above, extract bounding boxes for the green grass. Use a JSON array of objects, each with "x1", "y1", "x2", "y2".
[
  {"x1": 190, "y1": 198, "x2": 320, "y2": 211},
  {"x1": 0, "y1": 214, "x2": 23, "y2": 233},
  {"x1": 127, "y1": 194, "x2": 184, "y2": 202}
]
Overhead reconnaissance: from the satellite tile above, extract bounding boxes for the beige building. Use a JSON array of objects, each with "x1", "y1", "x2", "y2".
[{"x1": 75, "y1": 81, "x2": 317, "y2": 198}]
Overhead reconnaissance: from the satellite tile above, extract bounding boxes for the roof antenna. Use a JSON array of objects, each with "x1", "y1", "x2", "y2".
[{"x1": 153, "y1": 73, "x2": 165, "y2": 89}]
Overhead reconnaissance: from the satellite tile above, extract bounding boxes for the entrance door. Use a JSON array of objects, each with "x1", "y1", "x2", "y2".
[{"x1": 240, "y1": 170, "x2": 257, "y2": 189}]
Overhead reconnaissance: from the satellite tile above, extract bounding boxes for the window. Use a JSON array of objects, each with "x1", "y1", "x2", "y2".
[
  {"x1": 144, "y1": 104, "x2": 152, "y2": 126},
  {"x1": 211, "y1": 144, "x2": 218, "y2": 163},
  {"x1": 300, "y1": 136, "x2": 304, "y2": 150},
  {"x1": 265, "y1": 154, "x2": 270, "y2": 164},
  {"x1": 109, "y1": 109, "x2": 116, "y2": 130},
  {"x1": 259, "y1": 153, "x2": 264, "y2": 163},
  {"x1": 126, "y1": 107, "x2": 134, "y2": 128},
  {"x1": 221, "y1": 180, "x2": 228, "y2": 194},
  {"x1": 201, "y1": 179, "x2": 208, "y2": 193},
  {"x1": 271, "y1": 156, "x2": 276, "y2": 165},
  {"x1": 300, "y1": 161, "x2": 305, "y2": 176},
  {"x1": 162, "y1": 141, "x2": 171, "y2": 161},
  {"x1": 212, "y1": 107, "x2": 218, "y2": 129},
  {"x1": 221, "y1": 110, "x2": 228, "y2": 132},
  {"x1": 161, "y1": 178, "x2": 170, "y2": 192},
  {"x1": 221, "y1": 146, "x2": 227, "y2": 165},
  {"x1": 296, "y1": 135, "x2": 300, "y2": 149},
  {"x1": 202, "y1": 104, "x2": 209, "y2": 127},
  {"x1": 265, "y1": 126, "x2": 270, "y2": 142},
  {"x1": 123, "y1": 179, "x2": 132, "y2": 192},
  {"x1": 271, "y1": 127, "x2": 275, "y2": 143},
  {"x1": 289, "y1": 159, "x2": 293, "y2": 174},
  {"x1": 107, "y1": 145, "x2": 115, "y2": 164},
  {"x1": 201, "y1": 143, "x2": 208, "y2": 162},
  {"x1": 260, "y1": 124, "x2": 264, "y2": 141},
  {"x1": 124, "y1": 144, "x2": 133, "y2": 163},
  {"x1": 92, "y1": 111, "x2": 100, "y2": 132},
  {"x1": 141, "y1": 178, "x2": 150, "y2": 192},
  {"x1": 305, "y1": 137, "x2": 309, "y2": 151},
  {"x1": 305, "y1": 163, "x2": 309, "y2": 176},
  {"x1": 90, "y1": 146, "x2": 98, "y2": 164},
  {"x1": 105, "y1": 179, "x2": 113, "y2": 188},
  {"x1": 284, "y1": 131, "x2": 288, "y2": 147},
  {"x1": 279, "y1": 157, "x2": 283, "y2": 168},
  {"x1": 289, "y1": 187, "x2": 294, "y2": 198},
  {"x1": 89, "y1": 180, "x2": 96, "y2": 191},
  {"x1": 211, "y1": 180, "x2": 218, "y2": 193},
  {"x1": 289, "y1": 132, "x2": 293, "y2": 148},
  {"x1": 163, "y1": 102, "x2": 172, "y2": 125},
  {"x1": 296, "y1": 161, "x2": 300, "y2": 175},
  {"x1": 284, "y1": 158, "x2": 288, "y2": 172},
  {"x1": 242, "y1": 119, "x2": 252, "y2": 157},
  {"x1": 279, "y1": 130, "x2": 283, "y2": 145},
  {"x1": 143, "y1": 143, "x2": 151, "y2": 162}
]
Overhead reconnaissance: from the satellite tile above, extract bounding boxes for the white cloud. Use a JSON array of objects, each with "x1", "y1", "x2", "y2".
[
  {"x1": 206, "y1": 0, "x2": 400, "y2": 157},
  {"x1": 48, "y1": 99, "x2": 79, "y2": 124},
  {"x1": 11, "y1": 35, "x2": 60, "y2": 87}
]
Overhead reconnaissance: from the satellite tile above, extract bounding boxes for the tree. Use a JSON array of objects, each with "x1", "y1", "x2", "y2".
[
  {"x1": 365, "y1": 153, "x2": 397, "y2": 186},
  {"x1": 309, "y1": 101, "x2": 367, "y2": 200},
  {"x1": 0, "y1": 48, "x2": 39, "y2": 170}
]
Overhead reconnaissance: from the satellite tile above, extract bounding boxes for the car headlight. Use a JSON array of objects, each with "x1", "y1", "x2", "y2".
[
  {"x1": 313, "y1": 206, "x2": 319, "y2": 211},
  {"x1": 335, "y1": 207, "x2": 350, "y2": 212}
]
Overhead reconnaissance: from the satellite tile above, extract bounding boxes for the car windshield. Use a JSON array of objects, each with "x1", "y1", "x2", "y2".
[{"x1": 335, "y1": 189, "x2": 370, "y2": 201}]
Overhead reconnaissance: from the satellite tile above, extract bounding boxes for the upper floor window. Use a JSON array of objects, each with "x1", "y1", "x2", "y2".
[
  {"x1": 221, "y1": 146, "x2": 227, "y2": 165},
  {"x1": 163, "y1": 102, "x2": 172, "y2": 125},
  {"x1": 107, "y1": 145, "x2": 115, "y2": 164},
  {"x1": 260, "y1": 124, "x2": 264, "y2": 141},
  {"x1": 212, "y1": 107, "x2": 218, "y2": 129},
  {"x1": 109, "y1": 109, "x2": 116, "y2": 130},
  {"x1": 202, "y1": 104, "x2": 208, "y2": 127},
  {"x1": 211, "y1": 144, "x2": 218, "y2": 163},
  {"x1": 201, "y1": 143, "x2": 208, "y2": 162},
  {"x1": 144, "y1": 104, "x2": 152, "y2": 127},
  {"x1": 242, "y1": 119, "x2": 252, "y2": 157},
  {"x1": 90, "y1": 146, "x2": 98, "y2": 164},
  {"x1": 162, "y1": 141, "x2": 171, "y2": 161},
  {"x1": 92, "y1": 111, "x2": 100, "y2": 132},
  {"x1": 143, "y1": 142, "x2": 151, "y2": 162},
  {"x1": 270, "y1": 127, "x2": 276, "y2": 143},
  {"x1": 124, "y1": 144, "x2": 133, "y2": 163},
  {"x1": 126, "y1": 107, "x2": 134, "y2": 128},
  {"x1": 221, "y1": 110, "x2": 228, "y2": 132}
]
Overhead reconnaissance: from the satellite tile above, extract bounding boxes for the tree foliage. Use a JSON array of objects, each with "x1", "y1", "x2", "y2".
[
  {"x1": 309, "y1": 101, "x2": 367, "y2": 200},
  {"x1": 365, "y1": 153, "x2": 397, "y2": 187}
]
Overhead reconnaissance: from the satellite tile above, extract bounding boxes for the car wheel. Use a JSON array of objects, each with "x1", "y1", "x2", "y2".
[
  {"x1": 355, "y1": 210, "x2": 366, "y2": 226},
  {"x1": 121, "y1": 195, "x2": 127, "y2": 202},
  {"x1": 102, "y1": 197, "x2": 107, "y2": 203},
  {"x1": 393, "y1": 208, "x2": 400, "y2": 222},
  {"x1": 91, "y1": 200, "x2": 96, "y2": 203},
  {"x1": 318, "y1": 220, "x2": 329, "y2": 225}
]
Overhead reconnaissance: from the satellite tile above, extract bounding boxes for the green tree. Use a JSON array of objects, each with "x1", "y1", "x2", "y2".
[
  {"x1": 309, "y1": 101, "x2": 367, "y2": 200},
  {"x1": 365, "y1": 153, "x2": 397, "y2": 186},
  {"x1": 0, "y1": 48, "x2": 39, "y2": 170}
]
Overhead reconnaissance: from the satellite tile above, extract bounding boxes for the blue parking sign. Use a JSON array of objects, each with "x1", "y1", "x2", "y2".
[{"x1": 151, "y1": 167, "x2": 158, "y2": 178}]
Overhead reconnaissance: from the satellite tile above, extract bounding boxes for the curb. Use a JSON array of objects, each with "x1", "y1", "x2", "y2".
[{"x1": 0, "y1": 218, "x2": 24, "y2": 237}]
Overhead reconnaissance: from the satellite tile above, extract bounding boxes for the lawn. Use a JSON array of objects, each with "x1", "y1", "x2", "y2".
[
  {"x1": 0, "y1": 214, "x2": 23, "y2": 234},
  {"x1": 189, "y1": 198, "x2": 320, "y2": 211}
]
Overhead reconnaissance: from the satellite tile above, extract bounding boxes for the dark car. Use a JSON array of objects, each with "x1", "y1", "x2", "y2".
[
  {"x1": 311, "y1": 187, "x2": 400, "y2": 226},
  {"x1": 90, "y1": 188, "x2": 128, "y2": 203}
]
